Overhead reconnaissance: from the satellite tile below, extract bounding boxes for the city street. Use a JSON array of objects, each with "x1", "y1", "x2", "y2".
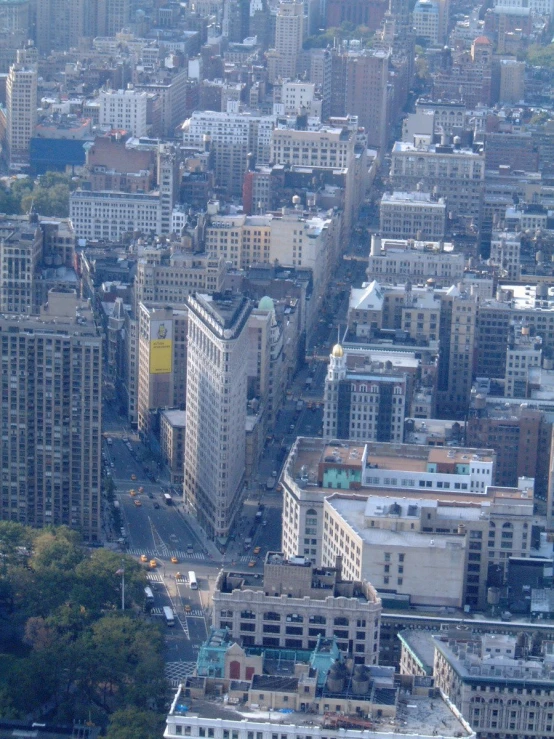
[{"x1": 98, "y1": 273, "x2": 337, "y2": 686}]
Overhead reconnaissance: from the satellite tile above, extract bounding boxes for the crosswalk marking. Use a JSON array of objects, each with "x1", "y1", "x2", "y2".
[
  {"x1": 149, "y1": 606, "x2": 203, "y2": 618},
  {"x1": 128, "y1": 547, "x2": 206, "y2": 561},
  {"x1": 176, "y1": 615, "x2": 189, "y2": 637},
  {"x1": 147, "y1": 572, "x2": 163, "y2": 582},
  {"x1": 165, "y1": 661, "x2": 196, "y2": 686}
]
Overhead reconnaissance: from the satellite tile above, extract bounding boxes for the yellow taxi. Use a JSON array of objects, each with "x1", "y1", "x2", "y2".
[
  {"x1": 171, "y1": 556, "x2": 179, "y2": 564},
  {"x1": 253, "y1": 546, "x2": 261, "y2": 555},
  {"x1": 129, "y1": 489, "x2": 136, "y2": 496},
  {"x1": 140, "y1": 554, "x2": 148, "y2": 563},
  {"x1": 149, "y1": 559, "x2": 157, "y2": 569}
]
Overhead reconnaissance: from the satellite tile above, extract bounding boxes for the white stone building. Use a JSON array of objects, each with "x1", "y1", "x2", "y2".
[
  {"x1": 413, "y1": 0, "x2": 440, "y2": 44},
  {"x1": 368, "y1": 236, "x2": 463, "y2": 286},
  {"x1": 212, "y1": 553, "x2": 382, "y2": 663},
  {"x1": 400, "y1": 630, "x2": 554, "y2": 739},
  {"x1": 5, "y1": 53, "x2": 37, "y2": 167},
  {"x1": 505, "y1": 323, "x2": 542, "y2": 398},
  {"x1": 390, "y1": 139, "x2": 485, "y2": 225},
  {"x1": 379, "y1": 191, "x2": 447, "y2": 240},
  {"x1": 184, "y1": 293, "x2": 251, "y2": 539},
  {"x1": 99, "y1": 88, "x2": 149, "y2": 138},
  {"x1": 69, "y1": 190, "x2": 161, "y2": 240},
  {"x1": 269, "y1": 0, "x2": 303, "y2": 82},
  {"x1": 280, "y1": 437, "x2": 497, "y2": 570},
  {"x1": 489, "y1": 230, "x2": 522, "y2": 280},
  {"x1": 278, "y1": 81, "x2": 320, "y2": 116},
  {"x1": 323, "y1": 344, "x2": 407, "y2": 443},
  {"x1": 203, "y1": 209, "x2": 340, "y2": 312},
  {"x1": 182, "y1": 109, "x2": 275, "y2": 196},
  {"x1": 322, "y1": 495, "x2": 467, "y2": 608},
  {"x1": 322, "y1": 483, "x2": 535, "y2": 610}
]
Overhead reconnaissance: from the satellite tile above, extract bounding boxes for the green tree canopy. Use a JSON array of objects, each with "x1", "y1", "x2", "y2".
[
  {"x1": 106, "y1": 709, "x2": 164, "y2": 739},
  {"x1": 527, "y1": 43, "x2": 554, "y2": 69},
  {"x1": 0, "y1": 527, "x2": 164, "y2": 728},
  {"x1": 304, "y1": 22, "x2": 375, "y2": 49},
  {"x1": 0, "y1": 172, "x2": 78, "y2": 218}
]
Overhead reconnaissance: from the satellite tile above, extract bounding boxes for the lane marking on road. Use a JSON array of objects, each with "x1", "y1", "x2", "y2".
[{"x1": 127, "y1": 547, "x2": 206, "y2": 561}]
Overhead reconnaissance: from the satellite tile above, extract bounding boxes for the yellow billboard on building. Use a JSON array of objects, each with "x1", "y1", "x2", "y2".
[{"x1": 149, "y1": 320, "x2": 173, "y2": 374}]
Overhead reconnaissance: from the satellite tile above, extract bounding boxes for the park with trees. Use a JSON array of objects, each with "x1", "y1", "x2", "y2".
[{"x1": 0, "y1": 522, "x2": 166, "y2": 738}]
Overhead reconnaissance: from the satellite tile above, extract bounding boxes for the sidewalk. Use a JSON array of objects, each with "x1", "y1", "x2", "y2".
[{"x1": 176, "y1": 506, "x2": 222, "y2": 561}]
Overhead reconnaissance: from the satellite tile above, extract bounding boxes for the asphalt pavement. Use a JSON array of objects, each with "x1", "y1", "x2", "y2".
[{"x1": 97, "y1": 274, "x2": 335, "y2": 681}]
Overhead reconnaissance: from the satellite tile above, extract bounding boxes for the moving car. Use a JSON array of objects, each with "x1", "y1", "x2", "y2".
[
  {"x1": 140, "y1": 554, "x2": 148, "y2": 563},
  {"x1": 248, "y1": 560, "x2": 256, "y2": 567},
  {"x1": 131, "y1": 474, "x2": 137, "y2": 481},
  {"x1": 134, "y1": 499, "x2": 142, "y2": 507},
  {"x1": 171, "y1": 556, "x2": 178, "y2": 564},
  {"x1": 149, "y1": 559, "x2": 157, "y2": 569},
  {"x1": 253, "y1": 546, "x2": 261, "y2": 555}
]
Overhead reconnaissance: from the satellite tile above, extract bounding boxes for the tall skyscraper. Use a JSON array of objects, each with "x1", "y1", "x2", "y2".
[
  {"x1": 36, "y1": 0, "x2": 94, "y2": 54},
  {"x1": 0, "y1": 219, "x2": 42, "y2": 314},
  {"x1": 388, "y1": 0, "x2": 412, "y2": 35},
  {"x1": 269, "y1": 0, "x2": 303, "y2": 82},
  {"x1": 437, "y1": 286, "x2": 477, "y2": 419},
  {"x1": 344, "y1": 49, "x2": 390, "y2": 153},
  {"x1": 184, "y1": 293, "x2": 251, "y2": 539},
  {"x1": 136, "y1": 304, "x2": 188, "y2": 435},
  {"x1": 157, "y1": 143, "x2": 179, "y2": 235},
  {"x1": 222, "y1": 0, "x2": 250, "y2": 41},
  {"x1": 36, "y1": 0, "x2": 128, "y2": 54},
  {"x1": 0, "y1": 0, "x2": 30, "y2": 37},
  {"x1": 0, "y1": 288, "x2": 102, "y2": 541},
  {"x1": 5, "y1": 49, "x2": 37, "y2": 168},
  {"x1": 95, "y1": 0, "x2": 129, "y2": 36}
]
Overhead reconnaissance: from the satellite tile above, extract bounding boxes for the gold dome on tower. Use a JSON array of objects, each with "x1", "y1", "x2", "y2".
[{"x1": 331, "y1": 343, "x2": 344, "y2": 358}]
